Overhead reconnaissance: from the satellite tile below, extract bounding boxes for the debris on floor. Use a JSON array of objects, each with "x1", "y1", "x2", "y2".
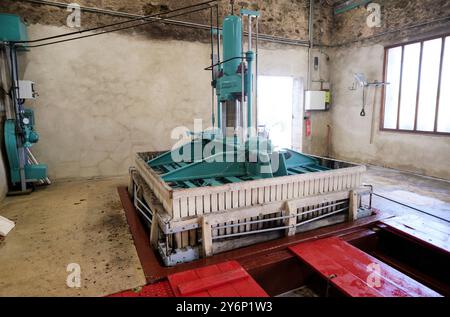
[{"x1": 0, "y1": 215, "x2": 15, "y2": 237}]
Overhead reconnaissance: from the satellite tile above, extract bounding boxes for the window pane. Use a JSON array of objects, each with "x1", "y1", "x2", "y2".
[
  {"x1": 438, "y1": 36, "x2": 450, "y2": 133},
  {"x1": 383, "y1": 47, "x2": 402, "y2": 129},
  {"x1": 417, "y1": 39, "x2": 442, "y2": 131},
  {"x1": 399, "y1": 43, "x2": 421, "y2": 130}
]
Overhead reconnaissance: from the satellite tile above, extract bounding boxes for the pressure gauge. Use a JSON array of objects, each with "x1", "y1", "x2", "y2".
[{"x1": 22, "y1": 117, "x2": 30, "y2": 125}]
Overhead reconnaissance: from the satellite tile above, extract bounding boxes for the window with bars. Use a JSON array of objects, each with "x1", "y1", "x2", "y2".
[{"x1": 381, "y1": 35, "x2": 450, "y2": 134}]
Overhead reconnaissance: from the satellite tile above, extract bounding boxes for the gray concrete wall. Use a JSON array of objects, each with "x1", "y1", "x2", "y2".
[
  {"x1": 23, "y1": 24, "x2": 211, "y2": 179},
  {"x1": 21, "y1": 24, "x2": 313, "y2": 180},
  {"x1": 329, "y1": 44, "x2": 450, "y2": 179},
  {"x1": 328, "y1": 0, "x2": 450, "y2": 180}
]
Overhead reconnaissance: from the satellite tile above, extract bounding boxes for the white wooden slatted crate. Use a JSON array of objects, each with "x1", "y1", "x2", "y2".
[{"x1": 131, "y1": 151, "x2": 368, "y2": 263}]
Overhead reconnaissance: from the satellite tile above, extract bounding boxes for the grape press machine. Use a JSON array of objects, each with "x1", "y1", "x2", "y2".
[{"x1": 129, "y1": 5, "x2": 372, "y2": 266}]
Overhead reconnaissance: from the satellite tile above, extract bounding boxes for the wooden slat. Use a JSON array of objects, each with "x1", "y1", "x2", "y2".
[
  {"x1": 172, "y1": 199, "x2": 181, "y2": 219},
  {"x1": 201, "y1": 216, "x2": 213, "y2": 257},
  {"x1": 180, "y1": 197, "x2": 188, "y2": 218},
  {"x1": 196, "y1": 196, "x2": 204, "y2": 215},
  {"x1": 203, "y1": 194, "x2": 211, "y2": 214},
  {"x1": 188, "y1": 196, "x2": 196, "y2": 217},
  {"x1": 381, "y1": 215, "x2": 450, "y2": 254},
  {"x1": 349, "y1": 190, "x2": 359, "y2": 221}
]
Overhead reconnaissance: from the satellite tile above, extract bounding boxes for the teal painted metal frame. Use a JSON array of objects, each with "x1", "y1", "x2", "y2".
[{"x1": 147, "y1": 11, "x2": 330, "y2": 189}]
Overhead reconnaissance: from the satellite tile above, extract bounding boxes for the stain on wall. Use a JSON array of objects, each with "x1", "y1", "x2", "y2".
[
  {"x1": 329, "y1": 0, "x2": 450, "y2": 179},
  {"x1": 21, "y1": 24, "x2": 211, "y2": 179},
  {"x1": 332, "y1": 0, "x2": 450, "y2": 46},
  {"x1": 0, "y1": 0, "x2": 333, "y2": 44}
]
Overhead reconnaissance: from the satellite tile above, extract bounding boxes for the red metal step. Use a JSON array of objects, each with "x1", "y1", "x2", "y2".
[
  {"x1": 108, "y1": 260, "x2": 268, "y2": 297},
  {"x1": 108, "y1": 280, "x2": 175, "y2": 297},
  {"x1": 289, "y1": 236, "x2": 442, "y2": 297},
  {"x1": 168, "y1": 260, "x2": 268, "y2": 297}
]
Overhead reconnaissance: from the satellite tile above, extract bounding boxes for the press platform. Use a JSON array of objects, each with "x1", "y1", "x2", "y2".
[{"x1": 114, "y1": 186, "x2": 449, "y2": 297}]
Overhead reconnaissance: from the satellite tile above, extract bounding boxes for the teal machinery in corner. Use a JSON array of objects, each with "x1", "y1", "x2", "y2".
[
  {"x1": 0, "y1": 13, "x2": 48, "y2": 193},
  {"x1": 146, "y1": 7, "x2": 330, "y2": 189}
]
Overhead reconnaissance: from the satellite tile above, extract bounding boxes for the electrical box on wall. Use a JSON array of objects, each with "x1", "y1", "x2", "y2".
[
  {"x1": 305, "y1": 90, "x2": 330, "y2": 111},
  {"x1": 17, "y1": 80, "x2": 37, "y2": 99}
]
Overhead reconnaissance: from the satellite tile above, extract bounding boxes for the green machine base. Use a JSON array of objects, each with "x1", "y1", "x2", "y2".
[{"x1": 4, "y1": 119, "x2": 47, "y2": 185}]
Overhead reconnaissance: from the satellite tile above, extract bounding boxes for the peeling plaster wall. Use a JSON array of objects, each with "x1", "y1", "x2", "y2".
[
  {"x1": 19, "y1": 24, "x2": 312, "y2": 179},
  {"x1": 0, "y1": 0, "x2": 333, "y2": 44},
  {"x1": 23, "y1": 24, "x2": 212, "y2": 179},
  {"x1": 329, "y1": 45, "x2": 450, "y2": 179},
  {"x1": 329, "y1": 0, "x2": 450, "y2": 179},
  {"x1": 332, "y1": 0, "x2": 450, "y2": 46}
]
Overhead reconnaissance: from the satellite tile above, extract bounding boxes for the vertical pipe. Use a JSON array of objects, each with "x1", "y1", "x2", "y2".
[
  {"x1": 247, "y1": 16, "x2": 253, "y2": 136},
  {"x1": 216, "y1": 4, "x2": 220, "y2": 66},
  {"x1": 0, "y1": 47, "x2": 13, "y2": 119},
  {"x1": 216, "y1": 5, "x2": 221, "y2": 131},
  {"x1": 307, "y1": 0, "x2": 314, "y2": 90},
  {"x1": 210, "y1": 6, "x2": 215, "y2": 128},
  {"x1": 8, "y1": 45, "x2": 21, "y2": 122},
  {"x1": 246, "y1": 52, "x2": 253, "y2": 135},
  {"x1": 217, "y1": 100, "x2": 222, "y2": 130},
  {"x1": 9, "y1": 44, "x2": 27, "y2": 191},
  {"x1": 241, "y1": 15, "x2": 245, "y2": 141},
  {"x1": 255, "y1": 17, "x2": 259, "y2": 131},
  {"x1": 248, "y1": 16, "x2": 252, "y2": 51}
]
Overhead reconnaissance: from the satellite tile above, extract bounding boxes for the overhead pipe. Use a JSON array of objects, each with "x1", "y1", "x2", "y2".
[
  {"x1": 18, "y1": 0, "x2": 448, "y2": 48},
  {"x1": 18, "y1": 0, "x2": 310, "y2": 47},
  {"x1": 307, "y1": 0, "x2": 314, "y2": 90},
  {"x1": 14, "y1": 0, "x2": 218, "y2": 44}
]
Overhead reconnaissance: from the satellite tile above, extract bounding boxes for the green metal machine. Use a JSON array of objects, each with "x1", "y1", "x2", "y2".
[
  {"x1": 0, "y1": 13, "x2": 48, "y2": 193},
  {"x1": 147, "y1": 6, "x2": 329, "y2": 189}
]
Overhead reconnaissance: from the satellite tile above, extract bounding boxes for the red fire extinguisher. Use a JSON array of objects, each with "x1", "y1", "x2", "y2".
[{"x1": 305, "y1": 111, "x2": 311, "y2": 137}]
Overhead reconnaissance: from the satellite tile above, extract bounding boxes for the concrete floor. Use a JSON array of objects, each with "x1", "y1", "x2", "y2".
[
  {"x1": 363, "y1": 165, "x2": 450, "y2": 222},
  {"x1": 0, "y1": 176, "x2": 146, "y2": 296},
  {"x1": 0, "y1": 166, "x2": 448, "y2": 297}
]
